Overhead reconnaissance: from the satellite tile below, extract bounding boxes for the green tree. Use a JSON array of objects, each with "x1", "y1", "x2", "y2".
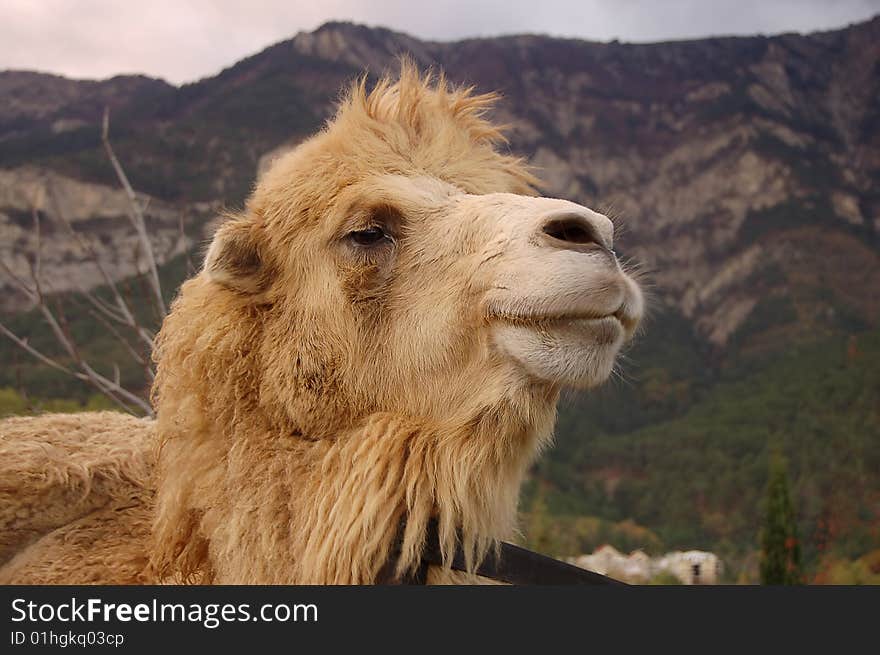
[{"x1": 760, "y1": 455, "x2": 803, "y2": 584}]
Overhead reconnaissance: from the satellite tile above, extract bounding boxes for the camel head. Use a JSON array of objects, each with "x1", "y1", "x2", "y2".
[
  {"x1": 150, "y1": 64, "x2": 646, "y2": 583},
  {"x1": 191, "y1": 66, "x2": 643, "y2": 441}
]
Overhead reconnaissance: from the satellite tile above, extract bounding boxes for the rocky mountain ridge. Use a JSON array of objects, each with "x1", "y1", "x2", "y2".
[{"x1": 1, "y1": 17, "x2": 878, "y2": 348}]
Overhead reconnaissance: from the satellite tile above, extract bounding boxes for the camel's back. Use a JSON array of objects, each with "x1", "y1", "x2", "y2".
[{"x1": 0, "y1": 411, "x2": 155, "y2": 582}]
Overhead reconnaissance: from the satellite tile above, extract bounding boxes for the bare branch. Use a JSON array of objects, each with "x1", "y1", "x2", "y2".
[
  {"x1": 179, "y1": 213, "x2": 196, "y2": 277},
  {"x1": 79, "y1": 288, "x2": 128, "y2": 324},
  {"x1": 77, "y1": 359, "x2": 153, "y2": 416},
  {"x1": 0, "y1": 321, "x2": 79, "y2": 378},
  {"x1": 0, "y1": 320, "x2": 143, "y2": 416},
  {"x1": 6, "y1": 220, "x2": 155, "y2": 416},
  {"x1": 51, "y1": 295, "x2": 83, "y2": 364},
  {"x1": 42, "y1": 298, "x2": 153, "y2": 416},
  {"x1": 0, "y1": 258, "x2": 36, "y2": 301},
  {"x1": 31, "y1": 207, "x2": 42, "y2": 287},
  {"x1": 46, "y1": 181, "x2": 155, "y2": 350},
  {"x1": 87, "y1": 308, "x2": 154, "y2": 381},
  {"x1": 0, "y1": 129, "x2": 165, "y2": 419},
  {"x1": 102, "y1": 107, "x2": 166, "y2": 317}
]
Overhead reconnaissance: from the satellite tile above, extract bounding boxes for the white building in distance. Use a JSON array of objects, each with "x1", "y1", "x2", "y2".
[{"x1": 571, "y1": 545, "x2": 723, "y2": 584}]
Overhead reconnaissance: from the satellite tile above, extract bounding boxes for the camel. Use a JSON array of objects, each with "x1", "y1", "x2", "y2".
[{"x1": 0, "y1": 65, "x2": 643, "y2": 584}]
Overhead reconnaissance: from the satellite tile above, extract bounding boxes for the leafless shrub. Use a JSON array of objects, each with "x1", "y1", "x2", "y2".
[{"x1": 0, "y1": 109, "x2": 176, "y2": 417}]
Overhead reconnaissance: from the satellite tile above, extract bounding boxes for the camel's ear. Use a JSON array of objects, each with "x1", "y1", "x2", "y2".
[{"x1": 203, "y1": 218, "x2": 269, "y2": 294}]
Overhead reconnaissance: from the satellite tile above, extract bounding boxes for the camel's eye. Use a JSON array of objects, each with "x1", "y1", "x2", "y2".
[{"x1": 349, "y1": 226, "x2": 390, "y2": 247}]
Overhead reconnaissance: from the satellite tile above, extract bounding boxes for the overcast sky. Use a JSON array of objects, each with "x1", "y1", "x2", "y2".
[{"x1": 2, "y1": 0, "x2": 878, "y2": 84}]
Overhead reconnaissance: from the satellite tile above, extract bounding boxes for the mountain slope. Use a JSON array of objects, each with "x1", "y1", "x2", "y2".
[{"x1": 2, "y1": 18, "x2": 878, "y2": 341}]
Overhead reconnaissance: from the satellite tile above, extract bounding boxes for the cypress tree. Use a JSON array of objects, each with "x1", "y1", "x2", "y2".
[{"x1": 760, "y1": 455, "x2": 803, "y2": 584}]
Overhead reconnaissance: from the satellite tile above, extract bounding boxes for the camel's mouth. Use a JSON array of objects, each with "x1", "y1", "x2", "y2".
[
  {"x1": 486, "y1": 290, "x2": 642, "y2": 388},
  {"x1": 487, "y1": 304, "x2": 639, "y2": 341},
  {"x1": 490, "y1": 313, "x2": 623, "y2": 344}
]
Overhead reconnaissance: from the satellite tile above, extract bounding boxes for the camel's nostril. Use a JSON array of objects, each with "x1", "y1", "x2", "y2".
[{"x1": 541, "y1": 215, "x2": 599, "y2": 247}]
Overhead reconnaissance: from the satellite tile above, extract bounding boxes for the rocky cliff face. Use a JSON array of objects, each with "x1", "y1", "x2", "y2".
[
  {"x1": 0, "y1": 167, "x2": 199, "y2": 312},
  {"x1": 1, "y1": 17, "x2": 878, "y2": 348}
]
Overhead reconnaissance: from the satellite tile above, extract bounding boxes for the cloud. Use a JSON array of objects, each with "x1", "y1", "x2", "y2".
[{"x1": 1, "y1": 0, "x2": 877, "y2": 84}]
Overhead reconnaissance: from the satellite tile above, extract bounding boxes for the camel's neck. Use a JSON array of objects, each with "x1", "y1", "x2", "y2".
[
  {"x1": 151, "y1": 393, "x2": 556, "y2": 584},
  {"x1": 150, "y1": 280, "x2": 558, "y2": 583}
]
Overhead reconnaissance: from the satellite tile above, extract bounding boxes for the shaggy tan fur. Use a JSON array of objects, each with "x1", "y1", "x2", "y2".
[
  {"x1": 0, "y1": 412, "x2": 152, "y2": 583},
  {"x1": 0, "y1": 64, "x2": 642, "y2": 584}
]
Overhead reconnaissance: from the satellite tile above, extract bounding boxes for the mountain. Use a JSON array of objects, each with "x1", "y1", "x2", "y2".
[
  {"x1": 1, "y1": 18, "x2": 878, "y2": 580},
  {"x1": 2, "y1": 19, "x2": 879, "y2": 339}
]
